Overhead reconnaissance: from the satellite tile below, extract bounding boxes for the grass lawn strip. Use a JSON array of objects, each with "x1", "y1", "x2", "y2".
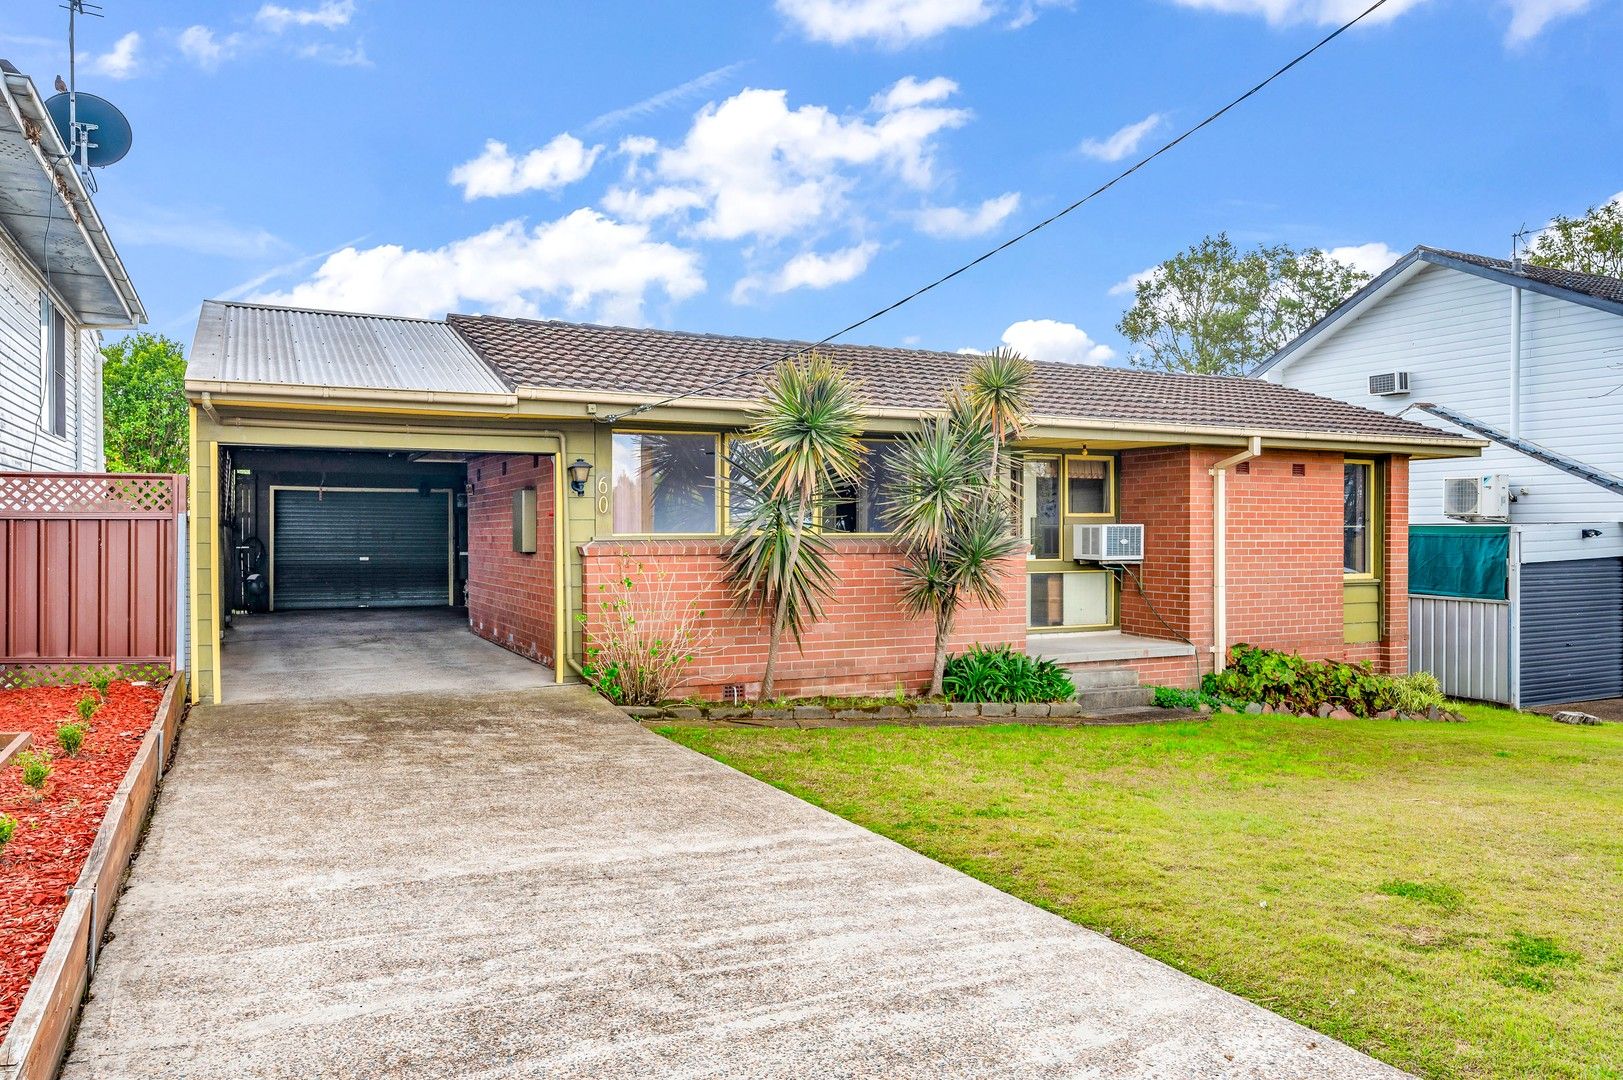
[
  {"x1": 663, "y1": 705, "x2": 1623, "y2": 1080},
  {"x1": 0, "y1": 681, "x2": 163, "y2": 1038}
]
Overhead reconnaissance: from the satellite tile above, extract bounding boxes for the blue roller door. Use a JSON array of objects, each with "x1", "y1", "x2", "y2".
[{"x1": 1520, "y1": 558, "x2": 1623, "y2": 707}]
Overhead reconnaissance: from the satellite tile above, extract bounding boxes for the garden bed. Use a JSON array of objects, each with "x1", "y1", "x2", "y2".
[
  {"x1": 0, "y1": 680, "x2": 164, "y2": 1041},
  {"x1": 623, "y1": 700, "x2": 1199, "y2": 728}
]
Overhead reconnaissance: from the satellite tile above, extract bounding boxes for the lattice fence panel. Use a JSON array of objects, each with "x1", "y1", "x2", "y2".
[
  {"x1": 0, "y1": 473, "x2": 179, "y2": 518},
  {"x1": 0, "y1": 662, "x2": 173, "y2": 690}
]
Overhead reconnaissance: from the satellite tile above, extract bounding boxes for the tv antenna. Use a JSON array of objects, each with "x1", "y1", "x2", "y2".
[{"x1": 46, "y1": 1, "x2": 133, "y2": 191}]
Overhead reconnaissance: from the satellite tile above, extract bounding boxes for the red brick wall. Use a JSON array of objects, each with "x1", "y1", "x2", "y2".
[
  {"x1": 1116, "y1": 447, "x2": 1410, "y2": 685},
  {"x1": 580, "y1": 539, "x2": 1027, "y2": 699},
  {"x1": 466, "y1": 454, "x2": 555, "y2": 667}
]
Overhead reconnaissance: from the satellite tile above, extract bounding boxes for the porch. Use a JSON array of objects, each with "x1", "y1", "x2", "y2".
[{"x1": 1027, "y1": 630, "x2": 1195, "y2": 666}]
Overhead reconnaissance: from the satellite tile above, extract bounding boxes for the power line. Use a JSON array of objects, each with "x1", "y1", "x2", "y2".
[{"x1": 601, "y1": 0, "x2": 1393, "y2": 424}]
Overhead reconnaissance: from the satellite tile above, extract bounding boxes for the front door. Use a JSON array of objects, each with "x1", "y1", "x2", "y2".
[{"x1": 1018, "y1": 454, "x2": 1116, "y2": 631}]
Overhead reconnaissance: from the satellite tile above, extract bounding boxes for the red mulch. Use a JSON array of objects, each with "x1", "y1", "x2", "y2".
[{"x1": 0, "y1": 681, "x2": 162, "y2": 1039}]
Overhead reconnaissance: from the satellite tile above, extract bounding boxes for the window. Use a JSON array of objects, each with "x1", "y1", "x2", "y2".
[
  {"x1": 1029, "y1": 571, "x2": 1110, "y2": 628},
  {"x1": 41, "y1": 295, "x2": 67, "y2": 439},
  {"x1": 1344, "y1": 461, "x2": 1372, "y2": 575},
  {"x1": 1019, "y1": 456, "x2": 1061, "y2": 559},
  {"x1": 824, "y1": 439, "x2": 902, "y2": 533},
  {"x1": 1066, "y1": 457, "x2": 1110, "y2": 515},
  {"x1": 611, "y1": 432, "x2": 718, "y2": 534}
]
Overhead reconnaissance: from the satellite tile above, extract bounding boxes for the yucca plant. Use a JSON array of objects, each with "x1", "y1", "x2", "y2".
[
  {"x1": 725, "y1": 354, "x2": 865, "y2": 699},
  {"x1": 964, "y1": 346, "x2": 1034, "y2": 490}
]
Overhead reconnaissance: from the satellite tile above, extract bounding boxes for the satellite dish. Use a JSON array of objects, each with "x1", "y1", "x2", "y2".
[{"x1": 43, "y1": 91, "x2": 132, "y2": 168}]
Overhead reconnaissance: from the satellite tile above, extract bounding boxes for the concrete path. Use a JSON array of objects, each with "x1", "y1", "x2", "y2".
[{"x1": 66, "y1": 688, "x2": 1405, "y2": 1079}]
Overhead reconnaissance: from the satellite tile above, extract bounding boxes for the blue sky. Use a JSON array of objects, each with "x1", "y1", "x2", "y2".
[{"x1": 4, "y1": 0, "x2": 1620, "y2": 364}]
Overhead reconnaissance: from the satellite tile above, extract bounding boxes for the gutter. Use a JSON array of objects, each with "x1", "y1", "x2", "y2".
[
  {"x1": 186, "y1": 379, "x2": 518, "y2": 409},
  {"x1": 1210, "y1": 436, "x2": 1263, "y2": 672}
]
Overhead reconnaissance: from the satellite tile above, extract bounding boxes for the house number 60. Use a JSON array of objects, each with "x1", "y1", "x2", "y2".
[{"x1": 596, "y1": 473, "x2": 609, "y2": 515}]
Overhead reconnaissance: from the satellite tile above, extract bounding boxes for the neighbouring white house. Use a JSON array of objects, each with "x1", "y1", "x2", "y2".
[
  {"x1": 1256, "y1": 245, "x2": 1623, "y2": 708},
  {"x1": 0, "y1": 60, "x2": 144, "y2": 472}
]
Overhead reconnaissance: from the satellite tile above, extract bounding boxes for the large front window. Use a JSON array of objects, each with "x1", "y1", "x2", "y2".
[
  {"x1": 1029, "y1": 571, "x2": 1110, "y2": 628},
  {"x1": 825, "y1": 439, "x2": 902, "y2": 533},
  {"x1": 612, "y1": 432, "x2": 718, "y2": 534},
  {"x1": 1344, "y1": 461, "x2": 1372, "y2": 575}
]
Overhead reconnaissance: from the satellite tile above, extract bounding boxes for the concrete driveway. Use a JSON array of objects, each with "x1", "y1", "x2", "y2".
[{"x1": 66, "y1": 688, "x2": 1404, "y2": 1079}]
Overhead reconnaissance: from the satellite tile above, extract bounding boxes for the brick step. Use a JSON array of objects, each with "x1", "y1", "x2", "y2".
[
  {"x1": 1078, "y1": 685, "x2": 1154, "y2": 712},
  {"x1": 1064, "y1": 665, "x2": 1141, "y2": 690}
]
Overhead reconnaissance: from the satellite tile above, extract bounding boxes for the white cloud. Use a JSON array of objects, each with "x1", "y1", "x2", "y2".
[
  {"x1": 1007, "y1": 0, "x2": 1074, "y2": 28},
  {"x1": 256, "y1": 0, "x2": 355, "y2": 31},
  {"x1": 1080, "y1": 113, "x2": 1164, "y2": 163},
  {"x1": 1164, "y1": 0, "x2": 1428, "y2": 27},
  {"x1": 1000, "y1": 319, "x2": 1115, "y2": 364},
  {"x1": 450, "y1": 135, "x2": 602, "y2": 200},
  {"x1": 606, "y1": 81, "x2": 969, "y2": 243},
  {"x1": 585, "y1": 61, "x2": 749, "y2": 133},
  {"x1": 110, "y1": 205, "x2": 286, "y2": 259},
  {"x1": 1108, "y1": 265, "x2": 1161, "y2": 297},
  {"x1": 777, "y1": 0, "x2": 997, "y2": 45},
  {"x1": 177, "y1": 26, "x2": 243, "y2": 70},
  {"x1": 89, "y1": 32, "x2": 141, "y2": 80},
  {"x1": 1327, "y1": 241, "x2": 1403, "y2": 277},
  {"x1": 735, "y1": 241, "x2": 879, "y2": 300},
  {"x1": 916, "y1": 192, "x2": 1020, "y2": 238},
  {"x1": 296, "y1": 40, "x2": 371, "y2": 66},
  {"x1": 250, "y1": 210, "x2": 705, "y2": 325},
  {"x1": 1502, "y1": 0, "x2": 1592, "y2": 44},
  {"x1": 872, "y1": 75, "x2": 958, "y2": 111}
]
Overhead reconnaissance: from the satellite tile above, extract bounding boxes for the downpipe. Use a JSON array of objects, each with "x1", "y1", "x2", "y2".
[{"x1": 1210, "y1": 436, "x2": 1263, "y2": 673}]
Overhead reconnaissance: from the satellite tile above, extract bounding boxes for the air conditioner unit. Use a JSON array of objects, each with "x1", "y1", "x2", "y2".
[
  {"x1": 1074, "y1": 523, "x2": 1144, "y2": 563},
  {"x1": 1443, "y1": 475, "x2": 1511, "y2": 522},
  {"x1": 1367, "y1": 371, "x2": 1411, "y2": 397}
]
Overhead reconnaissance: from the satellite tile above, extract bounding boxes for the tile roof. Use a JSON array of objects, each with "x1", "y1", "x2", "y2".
[
  {"x1": 190, "y1": 301, "x2": 513, "y2": 397},
  {"x1": 1423, "y1": 248, "x2": 1623, "y2": 306},
  {"x1": 447, "y1": 314, "x2": 1470, "y2": 444}
]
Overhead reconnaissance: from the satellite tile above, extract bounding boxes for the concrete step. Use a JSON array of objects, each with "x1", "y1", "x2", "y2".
[
  {"x1": 1078, "y1": 685, "x2": 1154, "y2": 712},
  {"x1": 1065, "y1": 665, "x2": 1141, "y2": 690}
]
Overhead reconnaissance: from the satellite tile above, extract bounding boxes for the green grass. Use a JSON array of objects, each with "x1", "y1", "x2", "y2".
[{"x1": 662, "y1": 704, "x2": 1623, "y2": 1079}]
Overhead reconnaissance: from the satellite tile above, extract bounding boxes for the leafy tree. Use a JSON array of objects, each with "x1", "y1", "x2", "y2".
[
  {"x1": 963, "y1": 347, "x2": 1033, "y2": 489},
  {"x1": 723, "y1": 353, "x2": 865, "y2": 700},
  {"x1": 102, "y1": 333, "x2": 188, "y2": 473},
  {"x1": 886, "y1": 405, "x2": 1021, "y2": 697},
  {"x1": 1116, "y1": 234, "x2": 1370, "y2": 376},
  {"x1": 1528, "y1": 199, "x2": 1623, "y2": 277}
]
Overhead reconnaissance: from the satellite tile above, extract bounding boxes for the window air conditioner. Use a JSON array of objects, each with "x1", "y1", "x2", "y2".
[
  {"x1": 1367, "y1": 371, "x2": 1411, "y2": 397},
  {"x1": 1074, "y1": 523, "x2": 1144, "y2": 563},
  {"x1": 1443, "y1": 475, "x2": 1510, "y2": 522}
]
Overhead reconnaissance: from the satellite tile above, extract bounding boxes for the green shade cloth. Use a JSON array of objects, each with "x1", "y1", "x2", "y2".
[{"x1": 1409, "y1": 525, "x2": 1509, "y2": 600}]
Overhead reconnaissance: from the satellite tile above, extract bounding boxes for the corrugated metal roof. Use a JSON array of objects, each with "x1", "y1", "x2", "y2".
[{"x1": 188, "y1": 300, "x2": 513, "y2": 396}]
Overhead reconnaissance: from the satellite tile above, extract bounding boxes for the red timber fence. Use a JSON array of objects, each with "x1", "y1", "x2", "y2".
[{"x1": 0, "y1": 473, "x2": 187, "y2": 686}]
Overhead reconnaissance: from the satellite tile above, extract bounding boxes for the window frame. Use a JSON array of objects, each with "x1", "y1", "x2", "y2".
[
  {"x1": 1017, "y1": 453, "x2": 1064, "y2": 562},
  {"x1": 1027, "y1": 567, "x2": 1116, "y2": 631},
  {"x1": 609, "y1": 429, "x2": 723, "y2": 538},
  {"x1": 1343, "y1": 458, "x2": 1377, "y2": 580},
  {"x1": 40, "y1": 294, "x2": 68, "y2": 440},
  {"x1": 1062, "y1": 453, "x2": 1116, "y2": 520},
  {"x1": 822, "y1": 436, "x2": 902, "y2": 537}
]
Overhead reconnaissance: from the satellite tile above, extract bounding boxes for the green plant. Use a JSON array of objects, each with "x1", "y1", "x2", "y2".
[
  {"x1": 76, "y1": 694, "x2": 99, "y2": 722},
  {"x1": 57, "y1": 722, "x2": 87, "y2": 757},
  {"x1": 17, "y1": 749, "x2": 52, "y2": 794},
  {"x1": 89, "y1": 670, "x2": 113, "y2": 696},
  {"x1": 963, "y1": 347, "x2": 1033, "y2": 488},
  {"x1": 943, "y1": 644, "x2": 1076, "y2": 704},
  {"x1": 576, "y1": 555, "x2": 714, "y2": 706},
  {"x1": 0, "y1": 812, "x2": 16, "y2": 853},
  {"x1": 1203, "y1": 644, "x2": 1418, "y2": 718},
  {"x1": 1150, "y1": 685, "x2": 1249, "y2": 711},
  {"x1": 725, "y1": 352, "x2": 866, "y2": 700},
  {"x1": 1392, "y1": 670, "x2": 1445, "y2": 715}
]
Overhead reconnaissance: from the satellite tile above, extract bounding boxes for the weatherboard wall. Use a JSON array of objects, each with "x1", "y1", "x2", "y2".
[{"x1": 0, "y1": 234, "x2": 102, "y2": 472}]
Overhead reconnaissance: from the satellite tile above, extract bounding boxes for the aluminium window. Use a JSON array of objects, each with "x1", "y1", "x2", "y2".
[
  {"x1": 824, "y1": 439, "x2": 902, "y2": 534},
  {"x1": 1029, "y1": 571, "x2": 1111, "y2": 629},
  {"x1": 611, "y1": 432, "x2": 719, "y2": 535},
  {"x1": 1343, "y1": 461, "x2": 1373, "y2": 576},
  {"x1": 41, "y1": 295, "x2": 67, "y2": 439}
]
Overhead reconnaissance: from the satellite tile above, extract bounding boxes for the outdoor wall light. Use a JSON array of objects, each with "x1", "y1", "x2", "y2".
[{"x1": 567, "y1": 458, "x2": 593, "y2": 496}]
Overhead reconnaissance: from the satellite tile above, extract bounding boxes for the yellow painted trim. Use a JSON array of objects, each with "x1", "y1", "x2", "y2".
[
  {"x1": 1061, "y1": 452, "x2": 1117, "y2": 520},
  {"x1": 552, "y1": 451, "x2": 566, "y2": 683},
  {"x1": 187, "y1": 406, "x2": 202, "y2": 704},
  {"x1": 266, "y1": 486, "x2": 454, "y2": 611},
  {"x1": 1342, "y1": 458, "x2": 1377, "y2": 579},
  {"x1": 1026, "y1": 567, "x2": 1117, "y2": 632},
  {"x1": 208, "y1": 439, "x2": 221, "y2": 706}
]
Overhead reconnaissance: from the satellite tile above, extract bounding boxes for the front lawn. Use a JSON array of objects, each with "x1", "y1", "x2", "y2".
[{"x1": 663, "y1": 706, "x2": 1623, "y2": 1080}]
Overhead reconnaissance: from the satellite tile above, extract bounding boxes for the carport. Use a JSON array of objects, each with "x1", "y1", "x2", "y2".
[{"x1": 186, "y1": 301, "x2": 571, "y2": 704}]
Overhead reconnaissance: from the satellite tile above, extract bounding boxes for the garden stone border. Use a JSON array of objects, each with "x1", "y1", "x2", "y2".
[
  {"x1": 622, "y1": 701, "x2": 1204, "y2": 728},
  {"x1": 0, "y1": 673, "x2": 187, "y2": 1080}
]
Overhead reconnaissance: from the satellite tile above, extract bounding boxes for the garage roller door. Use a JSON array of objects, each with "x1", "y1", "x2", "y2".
[
  {"x1": 272, "y1": 488, "x2": 451, "y2": 610},
  {"x1": 1520, "y1": 558, "x2": 1623, "y2": 707}
]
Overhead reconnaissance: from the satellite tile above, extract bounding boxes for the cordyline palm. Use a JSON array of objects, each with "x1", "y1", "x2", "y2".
[
  {"x1": 725, "y1": 353, "x2": 864, "y2": 700},
  {"x1": 887, "y1": 409, "x2": 1021, "y2": 696},
  {"x1": 964, "y1": 346, "x2": 1034, "y2": 489}
]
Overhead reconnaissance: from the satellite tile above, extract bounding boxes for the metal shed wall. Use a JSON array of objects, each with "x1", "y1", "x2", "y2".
[{"x1": 1519, "y1": 557, "x2": 1623, "y2": 707}]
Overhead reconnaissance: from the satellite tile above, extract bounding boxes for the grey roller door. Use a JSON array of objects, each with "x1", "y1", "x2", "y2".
[
  {"x1": 272, "y1": 489, "x2": 451, "y2": 610},
  {"x1": 1520, "y1": 558, "x2": 1623, "y2": 707}
]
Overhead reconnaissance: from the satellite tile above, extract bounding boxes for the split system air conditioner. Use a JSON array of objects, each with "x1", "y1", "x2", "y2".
[
  {"x1": 1073, "y1": 523, "x2": 1145, "y2": 563},
  {"x1": 1443, "y1": 475, "x2": 1511, "y2": 522},
  {"x1": 1367, "y1": 371, "x2": 1411, "y2": 397}
]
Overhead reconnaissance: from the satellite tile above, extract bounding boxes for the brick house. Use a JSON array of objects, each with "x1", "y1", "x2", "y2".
[{"x1": 183, "y1": 302, "x2": 1479, "y2": 704}]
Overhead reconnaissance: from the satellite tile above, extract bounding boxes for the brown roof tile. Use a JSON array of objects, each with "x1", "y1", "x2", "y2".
[{"x1": 447, "y1": 314, "x2": 1472, "y2": 444}]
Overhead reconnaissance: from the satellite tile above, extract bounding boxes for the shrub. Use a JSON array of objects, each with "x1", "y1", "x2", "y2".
[
  {"x1": 577, "y1": 555, "x2": 715, "y2": 706},
  {"x1": 76, "y1": 695, "x2": 99, "y2": 722},
  {"x1": 17, "y1": 749, "x2": 52, "y2": 793},
  {"x1": 57, "y1": 722, "x2": 87, "y2": 757},
  {"x1": 943, "y1": 644, "x2": 1076, "y2": 704},
  {"x1": 1393, "y1": 670, "x2": 1445, "y2": 715},
  {"x1": 1150, "y1": 685, "x2": 1247, "y2": 711},
  {"x1": 89, "y1": 670, "x2": 113, "y2": 696},
  {"x1": 1202, "y1": 644, "x2": 1447, "y2": 718},
  {"x1": 0, "y1": 811, "x2": 15, "y2": 852}
]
